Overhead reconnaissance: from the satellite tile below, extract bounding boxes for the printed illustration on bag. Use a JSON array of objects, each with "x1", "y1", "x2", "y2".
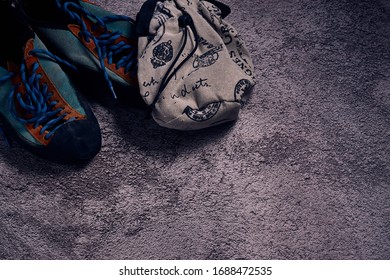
[
  {"x1": 234, "y1": 79, "x2": 252, "y2": 101},
  {"x1": 187, "y1": 45, "x2": 223, "y2": 76},
  {"x1": 151, "y1": 40, "x2": 173, "y2": 68},
  {"x1": 193, "y1": 45, "x2": 223, "y2": 68},
  {"x1": 183, "y1": 102, "x2": 221, "y2": 122}
]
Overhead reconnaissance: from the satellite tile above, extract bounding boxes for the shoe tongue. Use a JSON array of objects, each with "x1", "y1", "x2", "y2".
[{"x1": 0, "y1": 3, "x2": 34, "y2": 65}]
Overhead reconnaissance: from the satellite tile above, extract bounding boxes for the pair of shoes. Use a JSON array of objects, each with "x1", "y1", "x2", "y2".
[{"x1": 0, "y1": 0, "x2": 138, "y2": 163}]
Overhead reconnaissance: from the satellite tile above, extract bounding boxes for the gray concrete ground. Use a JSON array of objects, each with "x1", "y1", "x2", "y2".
[{"x1": 0, "y1": 0, "x2": 389, "y2": 259}]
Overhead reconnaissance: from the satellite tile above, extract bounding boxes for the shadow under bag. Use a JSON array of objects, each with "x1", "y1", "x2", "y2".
[{"x1": 136, "y1": 0, "x2": 255, "y2": 130}]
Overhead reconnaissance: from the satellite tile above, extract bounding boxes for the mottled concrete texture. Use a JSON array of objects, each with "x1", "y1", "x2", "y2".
[{"x1": 1, "y1": 0, "x2": 389, "y2": 259}]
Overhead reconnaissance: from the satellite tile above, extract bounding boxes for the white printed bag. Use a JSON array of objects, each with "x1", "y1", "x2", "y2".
[{"x1": 135, "y1": 0, "x2": 255, "y2": 130}]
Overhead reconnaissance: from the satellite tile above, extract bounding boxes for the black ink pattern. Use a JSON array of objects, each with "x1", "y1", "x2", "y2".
[
  {"x1": 153, "y1": 12, "x2": 170, "y2": 27},
  {"x1": 187, "y1": 46, "x2": 223, "y2": 77},
  {"x1": 230, "y1": 51, "x2": 253, "y2": 77},
  {"x1": 193, "y1": 46, "x2": 223, "y2": 69},
  {"x1": 152, "y1": 2, "x2": 172, "y2": 26},
  {"x1": 170, "y1": 84, "x2": 190, "y2": 99},
  {"x1": 151, "y1": 40, "x2": 173, "y2": 68},
  {"x1": 199, "y1": 36, "x2": 215, "y2": 49},
  {"x1": 171, "y1": 78, "x2": 211, "y2": 99},
  {"x1": 234, "y1": 79, "x2": 252, "y2": 101},
  {"x1": 220, "y1": 24, "x2": 236, "y2": 45},
  {"x1": 192, "y1": 78, "x2": 210, "y2": 90},
  {"x1": 183, "y1": 102, "x2": 221, "y2": 122},
  {"x1": 202, "y1": 2, "x2": 223, "y2": 25},
  {"x1": 143, "y1": 77, "x2": 159, "y2": 87},
  {"x1": 150, "y1": 2, "x2": 172, "y2": 46},
  {"x1": 181, "y1": 84, "x2": 191, "y2": 97}
]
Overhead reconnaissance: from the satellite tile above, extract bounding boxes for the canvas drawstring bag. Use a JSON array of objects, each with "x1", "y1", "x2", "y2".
[{"x1": 135, "y1": 0, "x2": 255, "y2": 130}]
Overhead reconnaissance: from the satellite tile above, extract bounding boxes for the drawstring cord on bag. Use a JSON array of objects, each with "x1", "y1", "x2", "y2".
[{"x1": 147, "y1": 11, "x2": 199, "y2": 117}]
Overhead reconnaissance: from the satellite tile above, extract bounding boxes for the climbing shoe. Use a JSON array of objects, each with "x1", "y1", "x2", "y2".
[
  {"x1": 16, "y1": 0, "x2": 139, "y2": 101},
  {"x1": 0, "y1": 1, "x2": 101, "y2": 163}
]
